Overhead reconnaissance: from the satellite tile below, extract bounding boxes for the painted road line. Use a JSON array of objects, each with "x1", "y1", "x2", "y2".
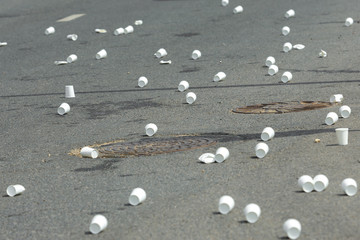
[{"x1": 57, "y1": 14, "x2": 85, "y2": 22}]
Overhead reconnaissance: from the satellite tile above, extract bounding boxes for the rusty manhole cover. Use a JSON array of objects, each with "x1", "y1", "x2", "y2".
[
  {"x1": 232, "y1": 101, "x2": 334, "y2": 114},
  {"x1": 96, "y1": 136, "x2": 217, "y2": 158}
]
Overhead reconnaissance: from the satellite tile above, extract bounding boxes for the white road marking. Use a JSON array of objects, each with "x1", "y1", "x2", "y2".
[{"x1": 57, "y1": 14, "x2": 85, "y2": 22}]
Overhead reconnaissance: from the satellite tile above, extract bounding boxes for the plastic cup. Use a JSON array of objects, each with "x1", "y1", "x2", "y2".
[
  {"x1": 192, "y1": 50, "x2": 201, "y2": 60},
  {"x1": 339, "y1": 105, "x2": 351, "y2": 118},
  {"x1": 325, "y1": 112, "x2": 338, "y2": 125},
  {"x1": 283, "y1": 219, "x2": 301, "y2": 239},
  {"x1": 213, "y1": 72, "x2": 226, "y2": 82},
  {"x1": 268, "y1": 65, "x2": 279, "y2": 76},
  {"x1": 145, "y1": 123, "x2": 158, "y2": 136},
  {"x1": 67, "y1": 34, "x2": 78, "y2": 41},
  {"x1": 342, "y1": 178, "x2": 357, "y2": 196},
  {"x1": 281, "y1": 71, "x2": 293, "y2": 83},
  {"x1": 155, "y1": 48, "x2": 167, "y2": 58},
  {"x1": 114, "y1": 28, "x2": 125, "y2": 35},
  {"x1": 285, "y1": 9, "x2": 295, "y2": 18},
  {"x1": 336, "y1": 128, "x2": 349, "y2": 146},
  {"x1": 89, "y1": 215, "x2": 108, "y2": 234},
  {"x1": 282, "y1": 26, "x2": 290, "y2": 36},
  {"x1": 283, "y1": 42, "x2": 292, "y2": 52},
  {"x1": 314, "y1": 174, "x2": 329, "y2": 192},
  {"x1": 57, "y1": 103, "x2": 70, "y2": 115},
  {"x1": 330, "y1": 94, "x2": 343, "y2": 103},
  {"x1": 218, "y1": 195, "x2": 235, "y2": 214},
  {"x1": 243, "y1": 203, "x2": 261, "y2": 223},
  {"x1": 129, "y1": 188, "x2": 146, "y2": 206},
  {"x1": 298, "y1": 175, "x2": 314, "y2": 193},
  {"x1": 138, "y1": 76, "x2": 148, "y2": 88},
  {"x1": 80, "y1": 147, "x2": 99, "y2": 159},
  {"x1": 45, "y1": 26, "x2": 55, "y2": 35},
  {"x1": 96, "y1": 49, "x2": 107, "y2": 60},
  {"x1": 67, "y1": 54, "x2": 78, "y2": 63},
  {"x1": 261, "y1": 127, "x2": 275, "y2": 141},
  {"x1": 221, "y1": 0, "x2": 229, "y2": 6},
  {"x1": 178, "y1": 81, "x2": 189, "y2": 92},
  {"x1": 255, "y1": 142, "x2": 269, "y2": 159},
  {"x1": 215, "y1": 147, "x2": 229, "y2": 163},
  {"x1": 345, "y1": 17, "x2": 354, "y2": 27},
  {"x1": 7, "y1": 185, "x2": 25, "y2": 197},
  {"x1": 186, "y1": 92, "x2": 197, "y2": 104},
  {"x1": 124, "y1": 25, "x2": 134, "y2": 34},
  {"x1": 233, "y1": 5, "x2": 243, "y2": 14},
  {"x1": 265, "y1": 56, "x2": 275, "y2": 67},
  {"x1": 65, "y1": 85, "x2": 75, "y2": 98}
]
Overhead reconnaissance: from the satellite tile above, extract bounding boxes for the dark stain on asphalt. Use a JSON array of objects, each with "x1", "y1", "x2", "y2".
[
  {"x1": 13, "y1": 75, "x2": 36, "y2": 81},
  {"x1": 318, "y1": 21, "x2": 345, "y2": 24},
  {"x1": 180, "y1": 66, "x2": 200, "y2": 73},
  {"x1": 0, "y1": 14, "x2": 20, "y2": 18},
  {"x1": 8, "y1": 212, "x2": 25, "y2": 217},
  {"x1": 78, "y1": 41, "x2": 88, "y2": 45},
  {"x1": 175, "y1": 32, "x2": 200, "y2": 37},
  {"x1": 18, "y1": 47, "x2": 33, "y2": 51},
  {"x1": 74, "y1": 160, "x2": 120, "y2": 172}
]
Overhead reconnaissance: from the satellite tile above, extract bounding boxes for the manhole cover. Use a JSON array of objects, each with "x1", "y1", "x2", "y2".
[
  {"x1": 97, "y1": 136, "x2": 217, "y2": 158},
  {"x1": 232, "y1": 101, "x2": 334, "y2": 114}
]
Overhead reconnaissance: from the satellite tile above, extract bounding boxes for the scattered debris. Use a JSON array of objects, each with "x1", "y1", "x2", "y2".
[
  {"x1": 198, "y1": 153, "x2": 215, "y2": 164},
  {"x1": 89, "y1": 215, "x2": 108, "y2": 234},
  {"x1": 114, "y1": 28, "x2": 124, "y2": 35},
  {"x1": 255, "y1": 142, "x2": 269, "y2": 158},
  {"x1": 54, "y1": 61, "x2": 68, "y2": 65},
  {"x1": 293, "y1": 44, "x2": 305, "y2": 50},
  {"x1": 330, "y1": 94, "x2": 343, "y2": 103},
  {"x1": 319, "y1": 49, "x2": 327, "y2": 58},
  {"x1": 215, "y1": 147, "x2": 229, "y2": 163},
  {"x1": 213, "y1": 72, "x2": 226, "y2": 81},
  {"x1": 95, "y1": 29, "x2": 107, "y2": 33},
  {"x1": 268, "y1": 65, "x2": 279, "y2": 76},
  {"x1": 178, "y1": 80, "x2": 189, "y2": 92},
  {"x1": 6, "y1": 185, "x2": 25, "y2": 197},
  {"x1": 283, "y1": 219, "x2": 301, "y2": 239},
  {"x1": 221, "y1": 0, "x2": 229, "y2": 7},
  {"x1": 281, "y1": 71, "x2": 293, "y2": 83},
  {"x1": 124, "y1": 25, "x2": 134, "y2": 34},
  {"x1": 80, "y1": 147, "x2": 99, "y2": 159},
  {"x1": 314, "y1": 138, "x2": 321, "y2": 143},
  {"x1": 65, "y1": 85, "x2": 75, "y2": 98},
  {"x1": 138, "y1": 76, "x2": 148, "y2": 88},
  {"x1": 66, "y1": 34, "x2": 78, "y2": 41},
  {"x1": 129, "y1": 188, "x2": 146, "y2": 206},
  {"x1": 282, "y1": 26, "x2": 290, "y2": 36},
  {"x1": 335, "y1": 128, "x2": 349, "y2": 145},
  {"x1": 265, "y1": 56, "x2": 275, "y2": 67},
  {"x1": 145, "y1": 123, "x2": 158, "y2": 136},
  {"x1": 219, "y1": 195, "x2": 235, "y2": 214},
  {"x1": 313, "y1": 174, "x2": 329, "y2": 192},
  {"x1": 192, "y1": 50, "x2": 201, "y2": 60},
  {"x1": 283, "y1": 42, "x2": 292, "y2": 52},
  {"x1": 325, "y1": 112, "x2": 338, "y2": 125},
  {"x1": 261, "y1": 127, "x2": 275, "y2": 141},
  {"x1": 159, "y1": 60, "x2": 172, "y2": 64},
  {"x1": 339, "y1": 105, "x2": 351, "y2": 118},
  {"x1": 155, "y1": 48, "x2": 167, "y2": 58},
  {"x1": 57, "y1": 103, "x2": 70, "y2": 115},
  {"x1": 244, "y1": 203, "x2": 261, "y2": 223},
  {"x1": 298, "y1": 175, "x2": 314, "y2": 193},
  {"x1": 285, "y1": 9, "x2": 295, "y2": 18},
  {"x1": 0, "y1": 42, "x2": 7, "y2": 46},
  {"x1": 186, "y1": 92, "x2": 197, "y2": 104},
  {"x1": 134, "y1": 20, "x2": 143, "y2": 25},
  {"x1": 345, "y1": 17, "x2": 353, "y2": 27},
  {"x1": 67, "y1": 54, "x2": 78, "y2": 63},
  {"x1": 341, "y1": 178, "x2": 357, "y2": 196},
  {"x1": 45, "y1": 26, "x2": 55, "y2": 35},
  {"x1": 233, "y1": 5, "x2": 243, "y2": 14},
  {"x1": 96, "y1": 49, "x2": 107, "y2": 59}
]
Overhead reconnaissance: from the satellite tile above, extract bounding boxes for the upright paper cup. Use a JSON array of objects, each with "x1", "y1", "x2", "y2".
[
  {"x1": 214, "y1": 72, "x2": 226, "y2": 82},
  {"x1": 255, "y1": 142, "x2": 269, "y2": 159},
  {"x1": 233, "y1": 5, "x2": 243, "y2": 14},
  {"x1": 192, "y1": 50, "x2": 201, "y2": 60},
  {"x1": 114, "y1": 28, "x2": 125, "y2": 35},
  {"x1": 281, "y1": 71, "x2": 292, "y2": 83},
  {"x1": 89, "y1": 215, "x2": 108, "y2": 234},
  {"x1": 80, "y1": 147, "x2": 99, "y2": 159},
  {"x1": 96, "y1": 49, "x2": 107, "y2": 59},
  {"x1": 124, "y1": 25, "x2": 134, "y2": 34},
  {"x1": 330, "y1": 94, "x2": 343, "y2": 103},
  {"x1": 155, "y1": 48, "x2": 167, "y2": 58},
  {"x1": 221, "y1": 0, "x2": 229, "y2": 6},
  {"x1": 138, "y1": 76, "x2": 148, "y2": 88},
  {"x1": 283, "y1": 42, "x2": 292, "y2": 52},
  {"x1": 345, "y1": 17, "x2": 354, "y2": 27},
  {"x1": 325, "y1": 112, "x2": 338, "y2": 125},
  {"x1": 67, "y1": 54, "x2": 78, "y2": 63},
  {"x1": 268, "y1": 65, "x2": 279, "y2": 76},
  {"x1": 215, "y1": 147, "x2": 229, "y2": 163},
  {"x1": 145, "y1": 123, "x2": 158, "y2": 136},
  {"x1": 45, "y1": 26, "x2": 55, "y2": 35},
  {"x1": 265, "y1": 56, "x2": 275, "y2": 67},
  {"x1": 65, "y1": 85, "x2": 75, "y2": 98},
  {"x1": 186, "y1": 92, "x2": 197, "y2": 104},
  {"x1": 7, "y1": 185, "x2": 25, "y2": 197},
  {"x1": 282, "y1": 26, "x2": 290, "y2": 36},
  {"x1": 283, "y1": 219, "x2": 301, "y2": 239},
  {"x1": 218, "y1": 195, "x2": 234, "y2": 214},
  {"x1": 178, "y1": 81, "x2": 189, "y2": 92},
  {"x1": 342, "y1": 178, "x2": 357, "y2": 196},
  {"x1": 339, "y1": 105, "x2": 351, "y2": 118},
  {"x1": 57, "y1": 103, "x2": 70, "y2": 115},
  {"x1": 298, "y1": 175, "x2": 314, "y2": 193},
  {"x1": 336, "y1": 128, "x2": 348, "y2": 146},
  {"x1": 129, "y1": 188, "x2": 146, "y2": 206},
  {"x1": 285, "y1": 9, "x2": 295, "y2": 18},
  {"x1": 261, "y1": 127, "x2": 275, "y2": 141},
  {"x1": 67, "y1": 34, "x2": 78, "y2": 41},
  {"x1": 314, "y1": 174, "x2": 329, "y2": 192},
  {"x1": 243, "y1": 203, "x2": 261, "y2": 223}
]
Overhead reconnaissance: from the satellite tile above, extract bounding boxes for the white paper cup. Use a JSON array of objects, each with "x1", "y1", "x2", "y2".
[
  {"x1": 218, "y1": 195, "x2": 235, "y2": 214},
  {"x1": 138, "y1": 76, "x2": 148, "y2": 88},
  {"x1": 7, "y1": 185, "x2": 25, "y2": 197},
  {"x1": 233, "y1": 5, "x2": 243, "y2": 14},
  {"x1": 221, "y1": 0, "x2": 229, "y2": 6},
  {"x1": 243, "y1": 203, "x2": 261, "y2": 223},
  {"x1": 345, "y1": 17, "x2": 354, "y2": 27},
  {"x1": 330, "y1": 94, "x2": 343, "y2": 103},
  {"x1": 96, "y1": 49, "x2": 107, "y2": 60},
  {"x1": 342, "y1": 178, "x2": 357, "y2": 196},
  {"x1": 89, "y1": 215, "x2": 108, "y2": 234},
  {"x1": 45, "y1": 26, "x2": 55, "y2": 35},
  {"x1": 261, "y1": 127, "x2": 275, "y2": 141},
  {"x1": 215, "y1": 147, "x2": 229, "y2": 163},
  {"x1": 319, "y1": 49, "x2": 327, "y2": 58},
  {"x1": 124, "y1": 25, "x2": 134, "y2": 34},
  {"x1": 314, "y1": 174, "x2": 329, "y2": 192},
  {"x1": 339, "y1": 105, "x2": 351, "y2": 118},
  {"x1": 57, "y1": 103, "x2": 70, "y2": 115},
  {"x1": 325, "y1": 112, "x2": 338, "y2": 125},
  {"x1": 67, "y1": 34, "x2": 78, "y2": 41},
  {"x1": 80, "y1": 147, "x2": 99, "y2": 159},
  {"x1": 134, "y1": 20, "x2": 143, "y2": 25},
  {"x1": 268, "y1": 65, "x2": 279, "y2": 76},
  {"x1": 283, "y1": 42, "x2": 292, "y2": 52},
  {"x1": 192, "y1": 50, "x2": 201, "y2": 60},
  {"x1": 114, "y1": 28, "x2": 125, "y2": 35},
  {"x1": 255, "y1": 142, "x2": 269, "y2": 159},
  {"x1": 213, "y1": 72, "x2": 226, "y2": 82},
  {"x1": 283, "y1": 219, "x2": 301, "y2": 239},
  {"x1": 178, "y1": 81, "x2": 189, "y2": 92},
  {"x1": 155, "y1": 48, "x2": 167, "y2": 58},
  {"x1": 145, "y1": 123, "x2": 158, "y2": 136},
  {"x1": 186, "y1": 92, "x2": 197, "y2": 104},
  {"x1": 298, "y1": 175, "x2": 314, "y2": 193},
  {"x1": 282, "y1": 26, "x2": 290, "y2": 36},
  {"x1": 281, "y1": 71, "x2": 293, "y2": 83},
  {"x1": 265, "y1": 56, "x2": 275, "y2": 67},
  {"x1": 336, "y1": 128, "x2": 349, "y2": 146},
  {"x1": 285, "y1": 9, "x2": 295, "y2": 18},
  {"x1": 66, "y1": 54, "x2": 78, "y2": 63},
  {"x1": 129, "y1": 188, "x2": 146, "y2": 206},
  {"x1": 65, "y1": 85, "x2": 75, "y2": 98}
]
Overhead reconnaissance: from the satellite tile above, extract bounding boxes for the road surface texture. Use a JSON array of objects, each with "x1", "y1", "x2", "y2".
[{"x1": 1, "y1": 0, "x2": 360, "y2": 239}]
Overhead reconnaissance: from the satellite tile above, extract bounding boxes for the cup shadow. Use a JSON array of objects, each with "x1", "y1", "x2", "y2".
[
  {"x1": 2, "y1": 195, "x2": 9, "y2": 198},
  {"x1": 212, "y1": 211, "x2": 221, "y2": 215},
  {"x1": 336, "y1": 193, "x2": 347, "y2": 196},
  {"x1": 84, "y1": 231, "x2": 92, "y2": 235},
  {"x1": 239, "y1": 220, "x2": 249, "y2": 224}
]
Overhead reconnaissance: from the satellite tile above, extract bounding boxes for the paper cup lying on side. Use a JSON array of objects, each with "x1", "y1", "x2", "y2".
[
  {"x1": 89, "y1": 215, "x2": 108, "y2": 234},
  {"x1": 314, "y1": 174, "x2": 329, "y2": 192},
  {"x1": 285, "y1": 9, "x2": 295, "y2": 18},
  {"x1": 281, "y1": 71, "x2": 292, "y2": 83},
  {"x1": 325, "y1": 112, "x2": 338, "y2": 125},
  {"x1": 283, "y1": 42, "x2": 292, "y2": 52},
  {"x1": 186, "y1": 92, "x2": 197, "y2": 104},
  {"x1": 178, "y1": 81, "x2": 189, "y2": 92},
  {"x1": 80, "y1": 147, "x2": 99, "y2": 159},
  {"x1": 67, "y1": 34, "x2": 78, "y2": 41},
  {"x1": 282, "y1": 26, "x2": 290, "y2": 36},
  {"x1": 265, "y1": 56, "x2": 275, "y2": 67},
  {"x1": 218, "y1": 195, "x2": 234, "y2": 214},
  {"x1": 261, "y1": 127, "x2": 275, "y2": 141},
  {"x1": 221, "y1": 0, "x2": 229, "y2": 6},
  {"x1": 268, "y1": 65, "x2": 278, "y2": 76},
  {"x1": 339, "y1": 105, "x2": 351, "y2": 118},
  {"x1": 124, "y1": 25, "x2": 134, "y2": 34},
  {"x1": 255, "y1": 143, "x2": 269, "y2": 159},
  {"x1": 233, "y1": 5, "x2": 243, "y2": 14},
  {"x1": 129, "y1": 188, "x2": 146, "y2": 206},
  {"x1": 283, "y1": 219, "x2": 301, "y2": 239},
  {"x1": 57, "y1": 103, "x2": 70, "y2": 115},
  {"x1": 215, "y1": 147, "x2": 229, "y2": 163},
  {"x1": 45, "y1": 26, "x2": 55, "y2": 35},
  {"x1": 330, "y1": 94, "x2": 343, "y2": 103},
  {"x1": 114, "y1": 28, "x2": 125, "y2": 35},
  {"x1": 138, "y1": 76, "x2": 148, "y2": 88},
  {"x1": 145, "y1": 123, "x2": 157, "y2": 136},
  {"x1": 298, "y1": 175, "x2": 314, "y2": 193},
  {"x1": 67, "y1": 54, "x2": 78, "y2": 63},
  {"x1": 7, "y1": 185, "x2": 25, "y2": 197},
  {"x1": 192, "y1": 50, "x2": 201, "y2": 60},
  {"x1": 345, "y1": 17, "x2": 353, "y2": 27},
  {"x1": 96, "y1": 49, "x2": 107, "y2": 59},
  {"x1": 155, "y1": 48, "x2": 167, "y2": 58},
  {"x1": 342, "y1": 178, "x2": 357, "y2": 196},
  {"x1": 213, "y1": 72, "x2": 226, "y2": 82},
  {"x1": 243, "y1": 203, "x2": 261, "y2": 223}
]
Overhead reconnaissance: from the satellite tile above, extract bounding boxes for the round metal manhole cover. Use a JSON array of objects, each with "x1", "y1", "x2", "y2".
[
  {"x1": 97, "y1": 136, "x2": 217, "y2": 158},
  {"x1": 232, "y1": 101, "x2": 335, "y2": 114}
]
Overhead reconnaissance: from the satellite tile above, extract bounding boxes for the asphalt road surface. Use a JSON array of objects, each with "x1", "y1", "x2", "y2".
[{"x1": 1, "y1": 0, "x2": 360, "y2": 239}]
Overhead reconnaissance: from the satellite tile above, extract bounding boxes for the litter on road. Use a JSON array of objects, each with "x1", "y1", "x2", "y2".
[
  {"x1": 281, "y1": 71, "x2": 293, "y2": 83},
  {"x1": 80, "y1": 147, "x2": 99, "y2": 159},
  {"x1": 282, "y1": 26, "x2": 290, "y2": 36},
  {"x1": 44, "y1": 26, "x2": 55, "y2": 35},
  {"x1": 261, "y1": 127, "x2": 275, "y2": 141},
  {"x1": 345, "y1": 17, "x2": 353, "y2": 26},
  {"x1": 57, "y1": 103, "x2": 70, "y2": 115},
  {"x1": 313, "y1": 174, "x2": 329, "y2": 192},
  {"x1": 335, "y1": 128, "x2": 348, "y2": 146},
  {"x1": 339, "y1": 105, "x2": 351, "y2": 118},
  {"x1": 95, "y1": 29, "x2": 107, "y2": 33},
  {"x1": 214, "y1": 147, "x2": 229, "y2": 163},
  {"x1": 186, "y1": 92, "x2": 197, "y2": 104},
  {"x1": 159, "y1": 60, "x2": 172, "y2": 64},
  {"x1": 255, "y1": 142, "x2": 269, "y2": 159},
  {"x1": 283, "y1": 42, "x2": 292, "y2": 52},
  {"x1": 265, "y1": 56, "x2": 275, "y2": 67},
  {"x1": 155, "y1": 48, "x2": 167, "y2": 58},
  {"x1": 66, "y1": 54, "x2": 78, "y2": 63},
  {"x1": 96, "y1": 49, "x2": 107, "y2": 59},
  {"x1": 6, "y1": 185, "x2": 25, "y2": 197},
  {"x1": 298, "y1": 175, "x2": 314, "y2": 193},
  {"x1": 89, "y1": 215, "x2": 108, "y2": 234},
  {"x1": 145, "y1": 123, "x2": 158, "y2": 137},
  {"x1": 319, "y1": 49, "x2": 327, "y2": 57},
  {"x1": 341, "y1": 178, "x2": 357, "y2": 196},
  {"x1": 129, "y1": 188, "x2": 147, "y2": 206},
  {"x1": 293, "y1": 44, "x2": 305, "y2": 50},
  {"x1": 283, "y1": 219, "x2": 301, "y2": 239},
  {"x1": 218, "y1": 195, "x2": 235, "y2": 214},
  {"x1": 198, "y1": 153, "x2": 215, "y2": 164},
  {"x1": 124, "y1": 25, "x2": 134, "y2": 34},
  {"x1": 66, "y1": 34, "x2": 78, "y2": 41},
  {"x1": 268, "y1": 65, "x2": 278, "y2": 76},
  {"x1": 65, "y1": 85, "x2": 75, "y2": 98},
  {"x1": 178, "y1": 80, "x2": 189, "y2": 92},
  {"x1": 54, "y1": 61, "x2": 68, "y2": 65},
  {"x1": 325, "y1": 112, "x2": 338, "y2": 125},
  {"x1": 138, "y1": 76, "x2": 148, "y2": 88},
  {"x1": 243, "y1": 203, "x2": 261, "y2": 223},
  {"x1": 233, "y1": 5, "x2": 243, "y2": 14},
  {"x1": 213, "y1": 72, "x2": 226, "y2": 82},
  {"x1": 285, "y1": 9, "x2": 295, "y2": 18},
  {"x1": 134, "y1": 20, "x2": 143, "y2": 25},
  {"x1": 192, "y1": 50, "x2": 201, "y2": 60}
]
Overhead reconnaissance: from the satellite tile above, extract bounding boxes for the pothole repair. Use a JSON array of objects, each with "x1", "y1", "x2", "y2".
[{"x1": 232, "y1": 101, "x2": 335, "y2": 114}]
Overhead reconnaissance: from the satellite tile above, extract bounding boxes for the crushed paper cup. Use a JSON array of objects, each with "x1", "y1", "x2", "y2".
[
  {"x1": 198, "y1": 153, "x2": 215, "y2": 164},
  {"x1": 221, "y1": 0, "x2": 229, "y2": 6},
  {"x1": 330, "y1": 94, "x2": 343, "y2": 103},
  {"x1": 80, "y1": 147, "x2": 99, "y2": 159},
  {"x1": 67, "y1": 34, "x2": 78, "y2": 41},
  {"x1": 285, "y1": 9, "x2": 295, "y2": 18},
  {"x1": 45, "y1": 26, "x2": 55, "y2": 35},
  {"x1": 160, "y1": 60, "x2": 172, "y2": 64},
  {"x1": 95, "y1": 29, "x2": 107, "y2": 33},
  {"x1": 155, "y1": 48, "x2": 167, "y2": 58},
  {"x1": 134, "y1": 20, "x2": 143, "y2": 25},
  {"x1": 7, "y1": 185, "x2": 25, "y2": 197},
  {"x1": 345, "y1": 18, "x2": 353, "y2": 27},
  {"x1": 319, "y1": 49, "x2": 327, "y2": 58},
  {"x1": 233, "y1": 5, "x2": 243, "y2": 14},
  {"x1": 54, "y1": 61, "x2": 68, "y2": 65},
  {"x1": 0, "y1": 42, "x2": 8, "y2": 46},
  {"x1": 89, "y1": 215, "x2": 108, "y2": 234},
  {"x1": 293, "y1": 44, "x2": 305, "y2": 50},
  {"x1": 282, "y1": 26, "x2": 290, "y2": 36},
  {"x1": 114, "y1": 28, "x2": 125, "y2": 36},
  {"x1": 124, "y1": 25, "x2": 134, "y2": 34}
]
